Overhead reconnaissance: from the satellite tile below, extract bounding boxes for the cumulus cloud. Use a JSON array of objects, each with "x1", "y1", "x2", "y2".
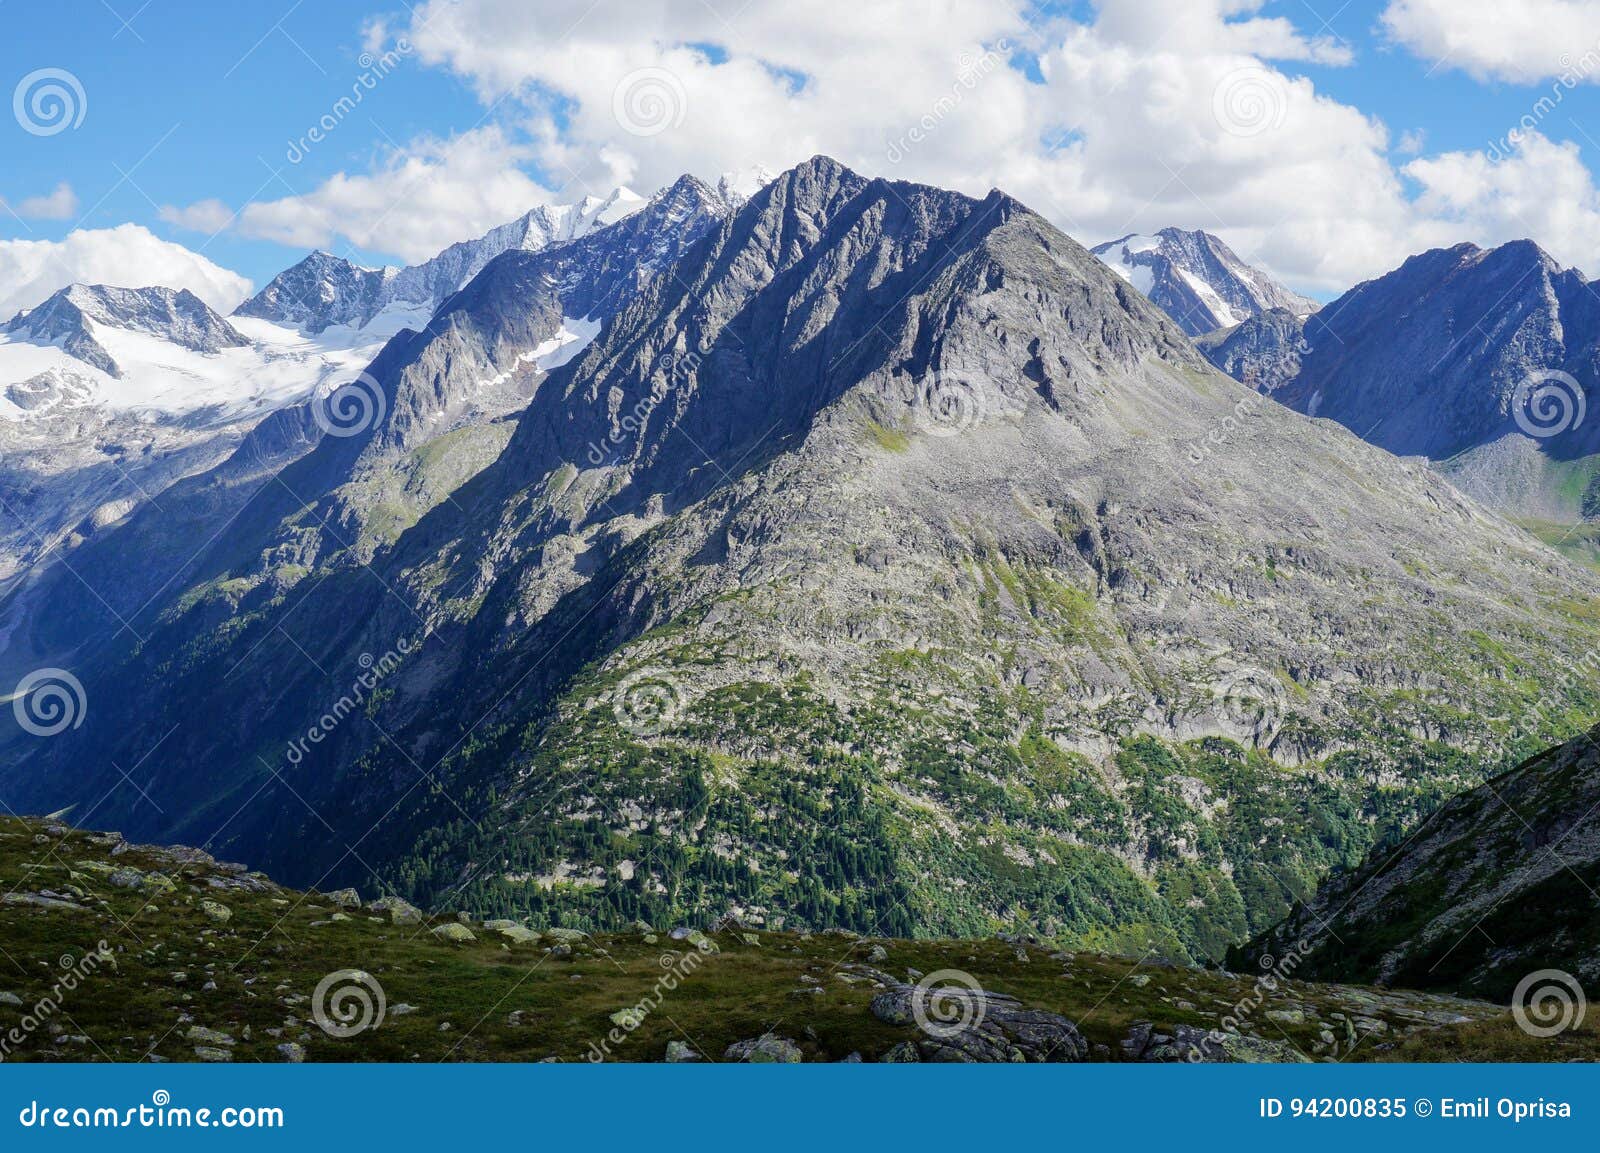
[
  {"x1": 1, "y1": 181, "x2": 79, "y2": 221},
  {"x1": 158, "y1": 198, "x2": 236, "y2": 235},
  {"x1": 391, "y1": 0, "x2": 1427, "y2": 290},
  {"x1": 1406, "y1": 132, "x2": 1600, "y2": 275},
  {"x1": 1381, "y1": 0, "x2": 1600, "y2": 83},
  {"x1": 166, "y1": 126, "x2": 557, "y2": 265},
  {"x1": 160, "y1": 0, "x2": 1600, "y2": 294},
  {"x1": 0, "y1": 225, "x2": 253, "y2": 318}
]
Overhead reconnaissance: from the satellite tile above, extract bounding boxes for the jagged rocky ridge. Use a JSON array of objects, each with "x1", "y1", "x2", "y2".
[
  {"x1": 3, "y1": 159, "x2": 1599, "y2": 965},
  {"x1": 4, "y1": 284, "x2": 248, "y2": 378},
  {"x1": 233, "y1": 186, "x2": 658, "y2": 334}
]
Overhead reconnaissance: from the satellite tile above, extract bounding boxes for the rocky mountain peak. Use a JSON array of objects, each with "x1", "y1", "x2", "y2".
[
  {"x1": 1091, "y1": 226, "x2": 1318, "y2": 336},
  {"x1": 5, "y1": 283, "x2": 247, "y2": 378}
]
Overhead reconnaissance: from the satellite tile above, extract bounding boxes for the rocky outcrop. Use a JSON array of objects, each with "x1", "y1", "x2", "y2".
[
  {"x1": 869, "y1": 981, "x2": 1087, "y2": 1062},
  {"x1": 1236, "y1": 726, "x2": 1600, "y2": 999}
]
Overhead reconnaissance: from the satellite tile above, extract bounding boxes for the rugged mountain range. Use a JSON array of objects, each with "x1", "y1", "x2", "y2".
[
  {"x1": 234, "y1": 186, "x2": 657, "y2": 335},
  {"x1": 3, "y1": 158, "x2": 1597, "y2": 966},
  {"x1": 4, "y1": 284, "x2": 248, "y2": 377},
  {"x1": 1202, "y1": 240, "x2": 1600, "y2": 535},
  {"x1": 1091, "y1": 228, "x2": 1317, "y2": 336},
  {"x1": 0, "y1": 180, "x2": 749, "y2": 592},
  {"x1": 0, "y1": 284, "x2": 403, "y2": 589},
  {"x1": 1237, "y1": 724, "x2": 1600, "y2": 1000}
]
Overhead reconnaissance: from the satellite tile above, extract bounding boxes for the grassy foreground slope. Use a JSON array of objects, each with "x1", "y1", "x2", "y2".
[{"x1": 2, "y1": 816, "x2": 1593, "y2": 1063}]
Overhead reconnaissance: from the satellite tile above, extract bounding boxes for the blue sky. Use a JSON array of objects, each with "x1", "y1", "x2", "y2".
[{"x1": 3, "y1": 0, "x2": 1599, "y2": 305}]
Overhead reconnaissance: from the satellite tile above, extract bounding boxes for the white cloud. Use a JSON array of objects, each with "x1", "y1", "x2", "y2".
[
  {"x1": 158, "y1": 198, "x2": 235, "y2": 235},
  {"x1": 1381, "y1": 0, "x2": 1600, "y2": 83},
  {"x1": 167, "y1": 0, "x2": 1599, "y2": 297},
  {"x1": 1406, "y1": 132, "x2": 1600, "y2": 275},
  {"x1": 168, "y1": 126, "x2": 557, "y2": 265},
  {"x1": 1, "y1": 182, "x2": 79, "y2": 221},
  {"x1": 0, "y1": 225, "x2": 252, "y2": 318},
  {"x1": 396, "y1": 0, "x2": 1425, "y2": 290}
]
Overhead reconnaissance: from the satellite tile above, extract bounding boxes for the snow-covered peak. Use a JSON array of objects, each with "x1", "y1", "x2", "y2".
[
  {"x1": 235, "y1": 187, "x2": 654, "y2": 336},
  {"x1": 1091, "y1": 227, "x2": 1318, "y2": 337},
  {"x1": 5, "y1": 284, "x2": 249, "y2": 378}
]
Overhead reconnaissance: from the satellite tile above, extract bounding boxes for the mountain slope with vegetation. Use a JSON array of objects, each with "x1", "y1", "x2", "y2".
[
  {"x1": 1235, "y1": 724, "x2": 1600, "y2": 1000},
  {"x1": 4, "y1": 159, "x2": 1600, "y2": 971}
]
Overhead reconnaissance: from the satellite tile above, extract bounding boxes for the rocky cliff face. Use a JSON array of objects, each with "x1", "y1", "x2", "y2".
[
  {"x1": 1195, "y1": 307, "x2": 1307, "y2": 393},
  {"x1": 3, "y1": 159, "x2": 1598, "y2": 964}
]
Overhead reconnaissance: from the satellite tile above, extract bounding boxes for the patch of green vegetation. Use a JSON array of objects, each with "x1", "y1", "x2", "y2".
[{"x1": 863, "y1": 420, "x2": 910, "y2": 453}]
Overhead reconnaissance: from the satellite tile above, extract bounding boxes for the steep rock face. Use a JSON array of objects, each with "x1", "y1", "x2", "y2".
[
  {"x1": 1259, "y1": 241, "x2": 1600, "y2": 524},
  {"x1": 1236, "y1": 726, "x2": 1600, "y2": 999},
  {"x1": 1091, "y1": 228, "x2": 1317, "y2": 336},
  {"x1": 5, "y1": 285, "x2": 248, "y2": 377},
  {"x1": 1196, "y1": 307, "x2": 1307, "y2": 393},
  {"x1": 232, "y1": 251, "x2": 395, "y2": 335},
  {"x1": 4, "y1": 159, "x2": 1599, "y2": 964}
]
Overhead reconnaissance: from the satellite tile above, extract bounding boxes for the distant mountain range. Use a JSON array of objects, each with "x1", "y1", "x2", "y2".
[
  {"x1": 1199, "y1": 239, "x2": 1600, "y2": 548},
  {"x1": 0, "y1": 178, "x2": 760, "y2": 590},
  {"x1": 1091, "y1": 228, "x2": 1318, "y2": 336},
  {"x1": 234, "y1": 186, "x2": 649, "y2": 335},
  {"x1": 2, "y1": 158, "x2": 1596, "y2": 965}
]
